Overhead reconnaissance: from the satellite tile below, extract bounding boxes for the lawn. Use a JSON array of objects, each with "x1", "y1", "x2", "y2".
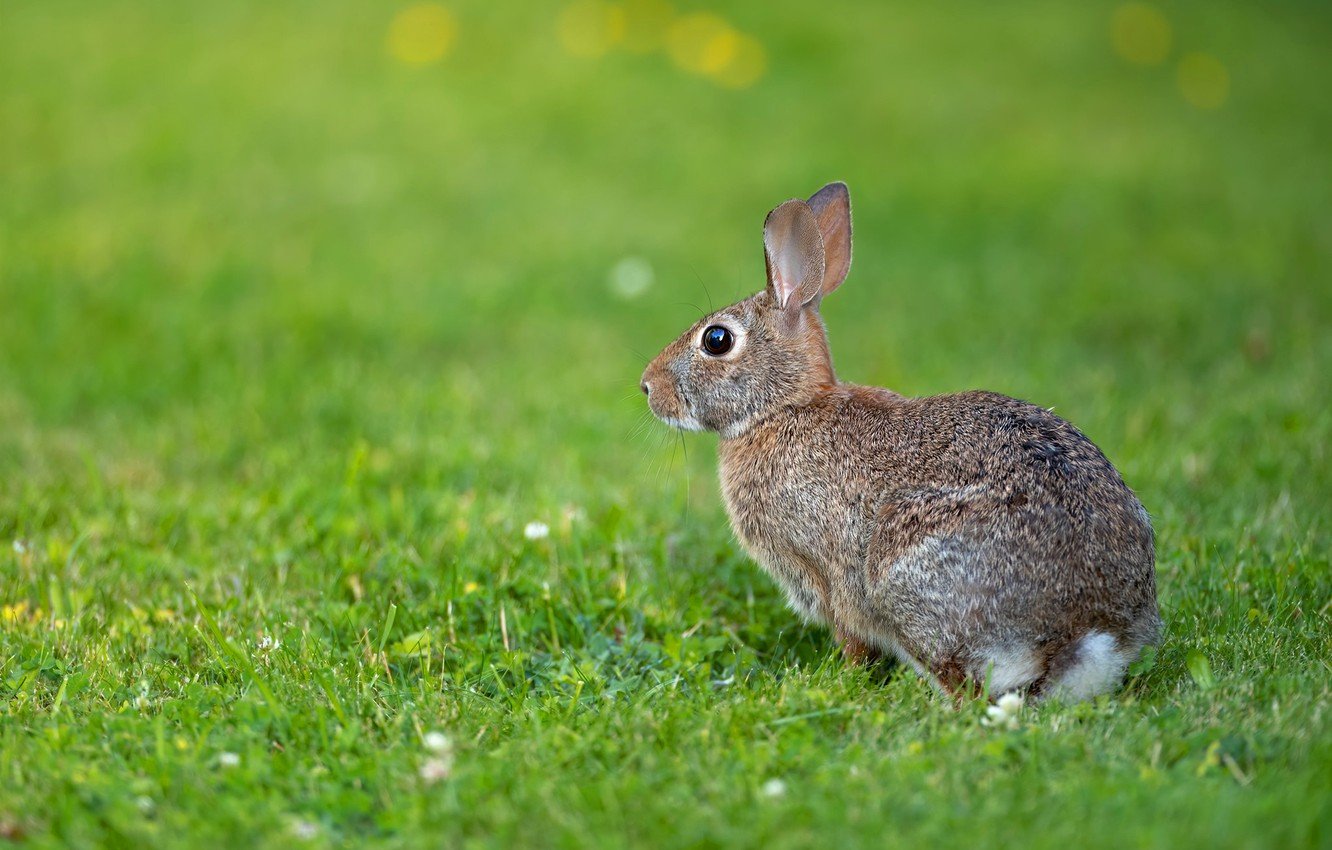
[{"x1": 1, "y1": 0, "x2": 1330, "y2": 847}]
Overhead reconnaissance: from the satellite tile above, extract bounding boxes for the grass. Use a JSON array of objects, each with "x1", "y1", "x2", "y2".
[{"x1": 1, "y1": 0, "x2": 1330, "y2": 847}]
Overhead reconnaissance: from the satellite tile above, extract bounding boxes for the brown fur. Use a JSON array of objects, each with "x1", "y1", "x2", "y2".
[{"x1": 641, "y1": 183, "x2": 1159, "y2": 701}]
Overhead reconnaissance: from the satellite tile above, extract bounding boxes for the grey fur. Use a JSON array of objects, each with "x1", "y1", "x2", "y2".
[{"x1": 641, "y1": 184, "x2": 1159, "y2": 701}]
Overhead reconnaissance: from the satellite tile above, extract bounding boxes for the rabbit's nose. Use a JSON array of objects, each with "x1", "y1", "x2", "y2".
[{"x1": 640, "y1": 380, "x2": 651, "y2": 396}]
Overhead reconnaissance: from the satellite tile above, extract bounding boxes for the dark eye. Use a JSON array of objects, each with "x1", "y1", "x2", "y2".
[{"x1": 701, "y1": 325, "x2": 734, "y2": 356}]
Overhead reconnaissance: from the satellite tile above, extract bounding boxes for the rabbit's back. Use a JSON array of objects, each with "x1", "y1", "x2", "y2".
[{"x1": 720, "y1": 385, "x2": 1158, "y2": 699}]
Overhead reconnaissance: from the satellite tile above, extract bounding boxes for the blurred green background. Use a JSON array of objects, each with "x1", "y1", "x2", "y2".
[
  {"x1": 1, "y1": 0, "x2": 1327, "y2": 504},
  {"x1": 1, "y1": 1, "x2": 1329, "y2": 847}
]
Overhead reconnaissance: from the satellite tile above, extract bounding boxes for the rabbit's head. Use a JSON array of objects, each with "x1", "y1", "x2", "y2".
[{"x1": 641, "y1": 183, "x2": 853, "y2": 437}]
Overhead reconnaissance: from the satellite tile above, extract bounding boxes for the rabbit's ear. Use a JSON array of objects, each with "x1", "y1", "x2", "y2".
[
  {"x1": 806, "y1": 182, "x2": 852, "y2": 298},
  {"x1": 763, "y1": 199, "x2": 826, "y2": 312}
]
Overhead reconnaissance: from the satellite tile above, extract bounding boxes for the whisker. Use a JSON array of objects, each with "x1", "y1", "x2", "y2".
[
  {"x1": 686, "y1": 263, "x2": 711, "y2": 308},
  {"x1": 638, "y1": 422, "x2": 666, "y2": 478},
  {"x1": 645, "y1": 429, "x2": 665, "y2": 482},
  {"x1": 636, "y1": 427, "x2": 660, "y2": 472},
  {"x1": 667, "y1": 427, "x2": 682, "y2": 483},
  {"x1": 628, "y1": 412, "x2": 656, "y2": 443}
]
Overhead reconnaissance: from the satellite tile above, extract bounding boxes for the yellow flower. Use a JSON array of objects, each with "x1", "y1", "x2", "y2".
[
  {"x1": 666, "y1": 12, "x2": 735, "y2": 76},
  {"x1": 1177, "y1": 53, "x2": 1229, "y2": 110},
  {"x1": 665, "y1": 13, "x2": 766, "y2": 89},
  {"x1": 1110, "y1": 3, "x2": 1171, "y2": 67},
  {"x1": 387, "y1": 3, "x2": 458, "y2": 67},
  {"x1": 557, "y1": 0, "x2": 626, "y2": 59}
]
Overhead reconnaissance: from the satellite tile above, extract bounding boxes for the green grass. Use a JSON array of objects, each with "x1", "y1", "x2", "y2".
[{"x1": 2, "y1": 0, "x2": 1330, "y2": 847}]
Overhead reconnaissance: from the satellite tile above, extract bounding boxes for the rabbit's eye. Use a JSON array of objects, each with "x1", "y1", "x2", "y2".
[{"x1": 701, "y1": 325, "x2": 734, "y2": 356}]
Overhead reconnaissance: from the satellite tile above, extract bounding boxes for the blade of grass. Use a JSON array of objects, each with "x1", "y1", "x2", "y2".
[{"x1": 189, "y1": 585, "x2": 289, "y2": 720}]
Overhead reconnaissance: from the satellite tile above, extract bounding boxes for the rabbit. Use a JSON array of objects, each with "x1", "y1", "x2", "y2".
[{"x1": 640, "y1": 182, "x2": 1159, "y2": 702}]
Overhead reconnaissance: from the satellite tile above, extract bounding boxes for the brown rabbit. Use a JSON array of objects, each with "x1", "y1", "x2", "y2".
[{"x1": 641, "y1": 183, "x2": 1159, "y2": 701}]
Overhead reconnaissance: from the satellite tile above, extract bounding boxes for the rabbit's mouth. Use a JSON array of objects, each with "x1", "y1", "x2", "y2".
[
  {"x1": 647, "y1": 389, "x2": 704, "y2": 432},
  {"x1": 642, "y1": 375, "x2": 704, "y2": 431}
]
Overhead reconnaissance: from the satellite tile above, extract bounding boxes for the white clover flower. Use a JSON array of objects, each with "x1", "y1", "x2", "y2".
[
  {"x1": 218, "y1": 752, "x2": 241, "y2": 768},
  {"x1": 419, "y1": 756, "x2": 453, "y2": 784},
  {"x1": 760, "y1": 778, "x2": 787, "y2": 798},
  {"x1": 257, "y1": 634, "x2": 280, "y2": 652},
  {"x1": 11, "y1": 540, "x2": 26, "y2": 555},
  {"x1": 608, "y1": 256, "x2": 654, "y2": 299},
  {"x1": 983, "y1": 692, "x2": 1025, "y2": 730},
  {"x1": 289, "y1": 819, "x2": 319, "y2": 840},
  {"x1": 561, "y1": 504, "x2": 586, "y2": 525},
  {"x1": 423, "y1": 731, "x2": 452, "y2": 754},
  {"x1": 523, "y1": 521, "x2": 550, "y2": 540}
]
